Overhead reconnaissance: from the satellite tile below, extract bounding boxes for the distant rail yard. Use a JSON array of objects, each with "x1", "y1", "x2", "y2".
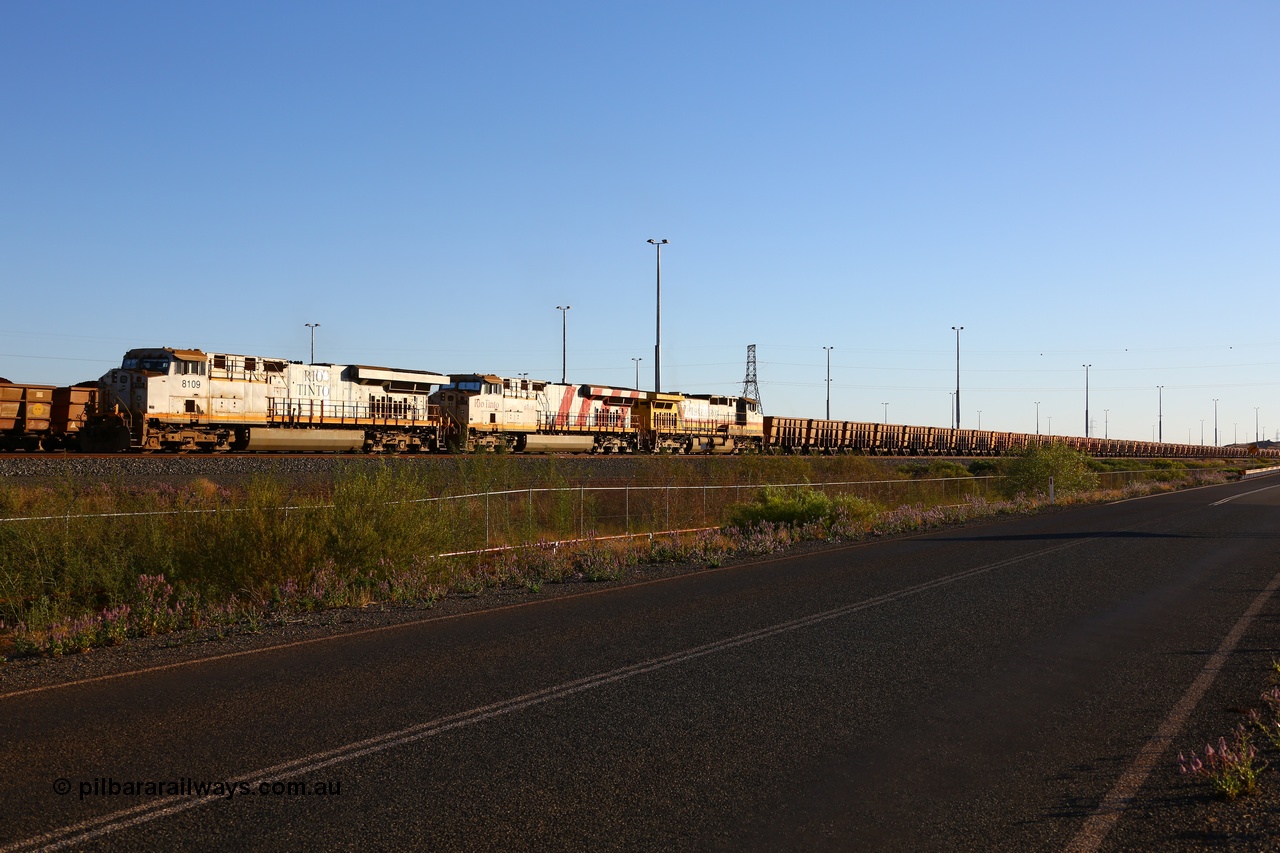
[{"x1": 3, "y1": 344, "x2": 1275, "y2": 459}]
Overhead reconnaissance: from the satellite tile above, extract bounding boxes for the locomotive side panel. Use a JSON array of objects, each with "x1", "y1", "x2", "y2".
[{"x1": 87, "y1": 348, "x2": 447, "y2": 451}]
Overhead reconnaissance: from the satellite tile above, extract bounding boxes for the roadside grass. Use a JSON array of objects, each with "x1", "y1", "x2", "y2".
[
  {"x1": 0, "y1": 454, "x2": 1244, "y2": 659},
  {"x1": 1179, "y1": 666, "x2": 1280, "y2": 800}
]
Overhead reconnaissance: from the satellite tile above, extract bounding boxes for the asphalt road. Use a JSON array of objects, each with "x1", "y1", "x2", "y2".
[{"x1": 5, "y1": 476, "x2": 1280, "y2": 851}]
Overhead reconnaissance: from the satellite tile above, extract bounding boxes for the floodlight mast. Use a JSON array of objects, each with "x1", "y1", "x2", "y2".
[{"x1": 647, "y1": 239, "x2": 668, "y2": 393}]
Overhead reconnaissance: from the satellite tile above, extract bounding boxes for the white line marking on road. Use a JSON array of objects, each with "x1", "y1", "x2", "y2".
[
  {"x1": 1210, "y1": 482, "x2": 1280, "y2": 506},
  {"x1": 1062, "y1": 568, "x2": 1280, "y2": 853},
  {"x1": 3, "y1": 538, "x2": 1092, "y2": 853}
]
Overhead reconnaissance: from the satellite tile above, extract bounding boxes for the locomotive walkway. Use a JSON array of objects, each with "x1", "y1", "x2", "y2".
[{"x1": 3, "y1": 477, "x2": 1280, "y2": 850}]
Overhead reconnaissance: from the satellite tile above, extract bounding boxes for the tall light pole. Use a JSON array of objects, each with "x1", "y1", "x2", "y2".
[
  {"x1": 1213, "y1": 399, "x2": 1219, "y2": 446},
  {"x1": 1035, "y1": 401, "x2": 1040, "y2": 436},
  {"x1": 1200, "y1": 419, "x2": 1205, "y2": 445},
  {"x1": 949, "y1": 392, "x2": 955, "y2": 428},
  {"x1": 1104, "y1": 409, "x2": 1109, "y2": 439},
  {"x1": 555, "y1": 306, "x2": 571, "y2": 383},
  {"x1": 1048, "y1": 415, "x2": 1052, "y2": 436},
  {"x1": 952, "y1": 326, "x2": 963, "y2": 428},
  {"x1": 1157, "y1": 386, "x2": 1163, "y2": 443},
  {"x1": 882, "y1": 402, "x2": 888, "y2": 425},
  {"x1": 977, "y1": 410, "x2": 983, "y2": 430},
  {"x1": 823, "y1": 346, "x2": 834, "y2": 420},
  {"x1": 305, "y1": 323, "x2": 320, "y2": 364},
  {"x1": 1255, "y1": 407, "x2": 1261, "y2": 443},
  {"x1": 632, "y1": 357, "x2": 642, "y2": 389},
  {"x1": 647, "y1": 239, "x2": 668, "y2": 393},
  {"x1": 1083, "y1": 364, "x2": 1092, "y2": 438}
]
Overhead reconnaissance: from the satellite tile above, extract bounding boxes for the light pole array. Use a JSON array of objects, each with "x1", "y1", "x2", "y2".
[
  {"x1": 823, "y1": 346, "x2": 834, "y2": 420},
  {"x1": 555, "y1": 305, "x2": 571, "y2": 383},
  {"x1": 305, "y1": 323, "x2": 320, "y2": 365},
  {"x1": 647, "y1": 239, "x2": 668, "y2": 393},
  {"x1": 632, "y1": 357, "x2": 642, "y2": 389}
]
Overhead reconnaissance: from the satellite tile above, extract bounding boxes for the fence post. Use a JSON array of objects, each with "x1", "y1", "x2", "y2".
[
  {"x1": 580, "y1": 485, "x2": 584, "y2": 538},
  {"x1": 666, "y1": 486, "x2": 670, "y2": 529},
  {"x1": 702, "y1": 486, "x2": 706, "y2": 523},
  {"x1": 485, "y1": 491, "x2": 490, "y2": 545},
  {"x1": 1049, "y1": 476, "x2": 1055, "y2": 505},
  {"x1": 626, "y1": 485, "x2": 630, "y2": 533}
]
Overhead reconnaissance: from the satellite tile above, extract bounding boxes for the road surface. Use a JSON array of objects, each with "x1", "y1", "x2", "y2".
[{"x1": 4, "y1": 476, "x2": 1280, "y2": 851}]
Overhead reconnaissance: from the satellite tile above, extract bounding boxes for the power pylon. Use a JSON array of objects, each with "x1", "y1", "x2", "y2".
[{"x1": 742, "y1": 344, "x2": 761, "y2": 411}]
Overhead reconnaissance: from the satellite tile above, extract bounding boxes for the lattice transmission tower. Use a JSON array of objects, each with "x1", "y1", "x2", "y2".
[{"x1": 742, "y1": 344, "x2": 761, "y2": 411}]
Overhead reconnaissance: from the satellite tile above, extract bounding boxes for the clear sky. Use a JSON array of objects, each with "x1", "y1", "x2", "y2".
[{"x1": 2, "y1": 2, "x2": 1276, "y2": 444}]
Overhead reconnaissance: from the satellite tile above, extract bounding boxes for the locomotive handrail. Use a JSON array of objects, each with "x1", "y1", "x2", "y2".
[{"x1": 266, "y1": 397, "x2": 434, "y2": 425}]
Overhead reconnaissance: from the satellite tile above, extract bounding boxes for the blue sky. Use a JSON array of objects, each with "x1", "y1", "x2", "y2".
[{"x1": 3, "y1": 2, "x2": 1276, "y2": 443}]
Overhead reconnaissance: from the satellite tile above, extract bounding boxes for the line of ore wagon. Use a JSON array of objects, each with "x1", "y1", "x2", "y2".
[{"x1": 2, "y1": 346, "x2": 1275, "y2": 461}]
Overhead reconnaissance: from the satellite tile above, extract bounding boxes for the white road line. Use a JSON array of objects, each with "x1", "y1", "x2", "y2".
[
  {"x1": 1062, "y1": 568, "x2": 1280, "y2": 853},
  {"x1": 4, "y1": 538, "x2": 1091, "y2": 853},
  {"x1": 1210, "y1": 482, "x2": 1280, "y2": 506}
]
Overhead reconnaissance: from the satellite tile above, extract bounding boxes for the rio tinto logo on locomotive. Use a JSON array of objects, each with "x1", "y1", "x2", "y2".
[{"x1": 294, "y1": 369, "x2": 330, "y2": 399}]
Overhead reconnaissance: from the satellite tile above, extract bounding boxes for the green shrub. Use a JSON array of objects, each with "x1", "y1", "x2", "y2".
[
  {"x1": 968, "y1": 459, "x2": 1000, "y2": 476},
  {"x1": 897, "y1": 460, "x2": 973, "y2": 479},
  {"x1": 726, "y1": 486, "x2": 833, "y2": 529},
  {"x1": 726, "y1": 487, "x2": 883, "y2": 533},
  {"x1": 1000, "y1": 442, "x2": 1098, "y2": 499}
]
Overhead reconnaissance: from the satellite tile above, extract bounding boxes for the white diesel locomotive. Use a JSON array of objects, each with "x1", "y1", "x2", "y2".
[
  {"x1": 82, "y1": 347, "x2": 765, "y2": 453},
  {"x1": 84, "y1": 347, "x2": 448, "y2": 452}
]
